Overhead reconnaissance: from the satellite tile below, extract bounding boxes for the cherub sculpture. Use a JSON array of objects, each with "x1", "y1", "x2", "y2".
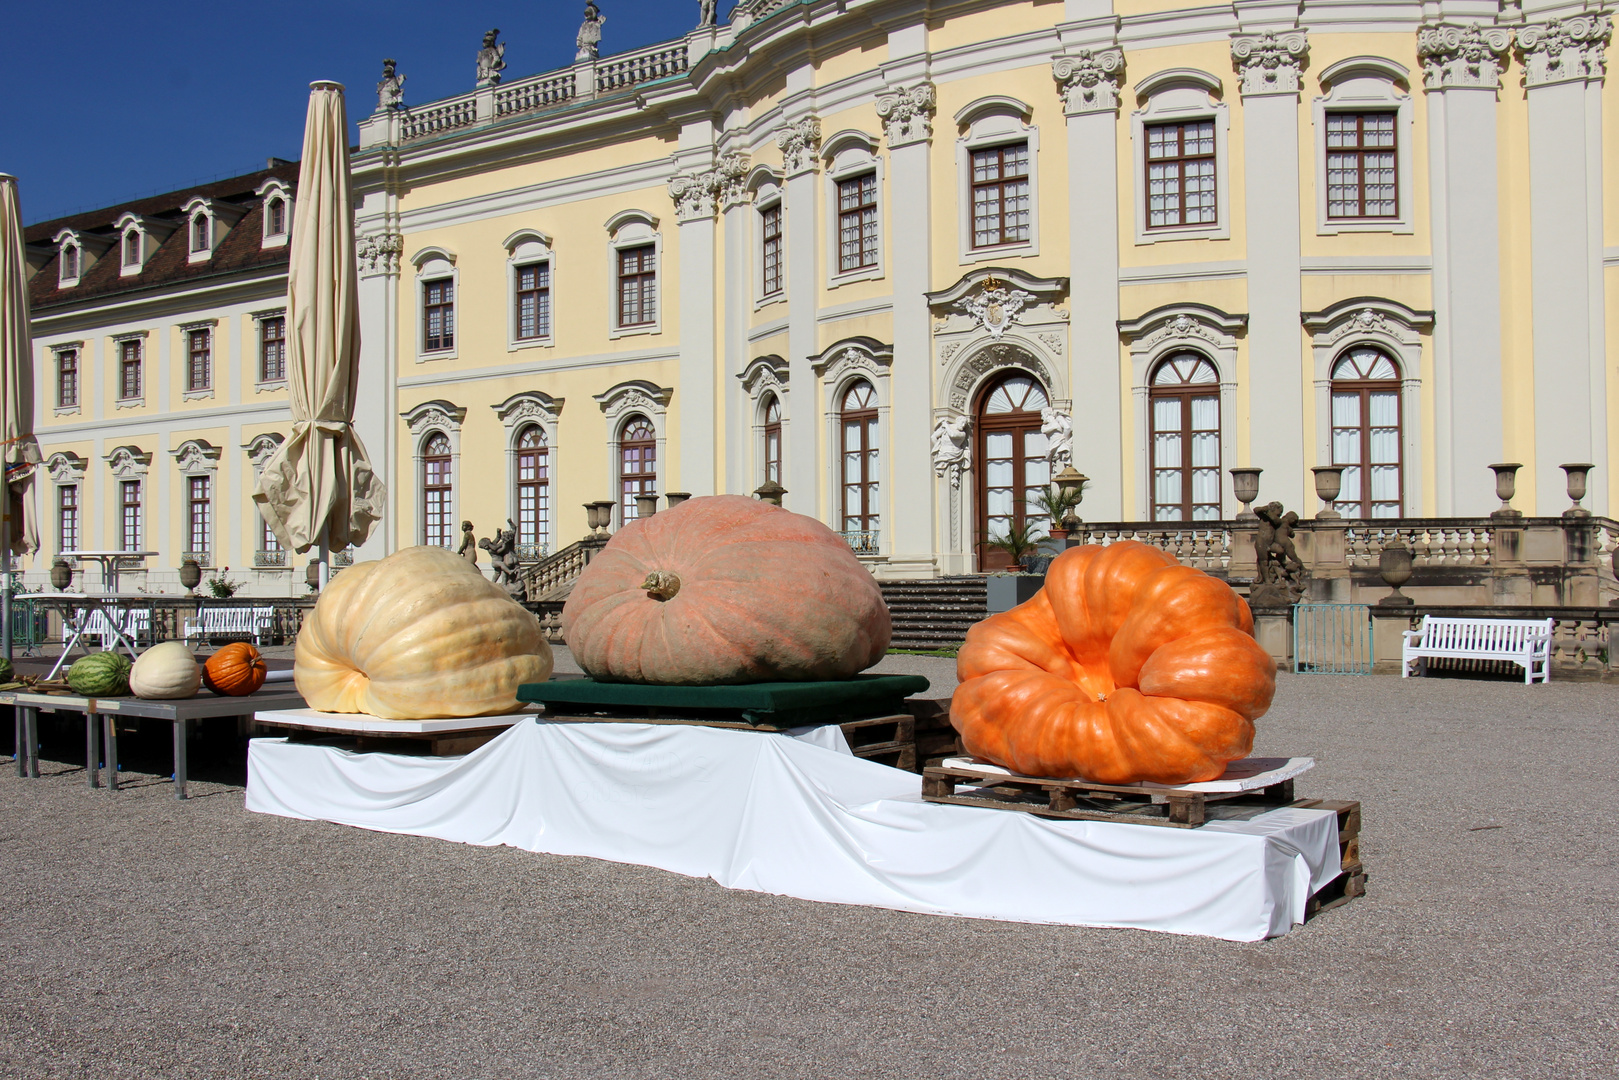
[
  {"x1": 479, "y1": 519, "x2": 525, "y2": 598},
  {"x1": 457, "y1": 520, "x2": 479, "y2": 565},
  {"x1": 1253, "y1": 501, "x2": 1305, "y2": 594}
]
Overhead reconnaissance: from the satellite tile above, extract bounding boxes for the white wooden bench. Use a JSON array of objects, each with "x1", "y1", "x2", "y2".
[
  {"x1": 1401, "y1": 616, "x2": 1554, "y2": 684},
  {"x1": 74, "y1": 608, "x2": 151, "y2": 649},
  {"x1": 183, "y1": 606, "x2": 275, "y2": 645}
]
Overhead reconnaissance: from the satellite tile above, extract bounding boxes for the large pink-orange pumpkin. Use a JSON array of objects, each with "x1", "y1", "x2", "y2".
[
  {"x1": 951, "y1": 541, "x2": 1275, "y2": 785},
  {"x1": 562, "y1": 494, "x2": 891, "y2": 684}
]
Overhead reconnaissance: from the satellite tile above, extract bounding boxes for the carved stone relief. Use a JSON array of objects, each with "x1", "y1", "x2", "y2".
[
  {"x1": 930, "y1": 414, "x2": 971, "y2": 488},
  {"x1": 1231, "y1": 31, "x2": 1310, "y2": 95},
  {"x1": 775, "y1": 118, "x2": 822, "y2": 176},
  {"x1": 953, "y1": 281, "x2": 1035, "y2": 340},
  {"x1": 1418, "y1": 23, "x2": 1513, "y2": 89},
  {"x1": 357, "y1": 232, "x2": 403, "y2": 275},
  {"x1": 948, "y1": 345, "x2": 1054, "y2": 411},
  {"x1": 1052, "y1": 49, "x2": 1125, "y2": 115},
  {"x1": 876, "y1": 82, "x2": 937, "y2": 147},
  {"x1": 1517, "y1": 15, "x2": 1611, "y2": 87}
]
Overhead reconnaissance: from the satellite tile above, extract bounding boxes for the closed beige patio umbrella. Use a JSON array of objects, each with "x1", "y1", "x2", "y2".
[
  {"x1": 0, "y1": 174, "x2": 42, "y2": 660},
  {"x1": 253, "y1": 82, "x2": 385, "y2": 581}
]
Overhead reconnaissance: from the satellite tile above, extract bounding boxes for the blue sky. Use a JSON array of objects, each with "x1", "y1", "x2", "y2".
[{"x1": 2, "y1": 1, "x2": 736, "y2": 225}]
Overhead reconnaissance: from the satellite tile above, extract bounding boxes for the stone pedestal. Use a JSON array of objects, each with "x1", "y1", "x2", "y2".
[
  {"x1": 1249, "y1": 609, "x2": 1293, "y2": 670},
  {"x1": 1371, "y1": 609, "x2": 1416, "y2": 674}
]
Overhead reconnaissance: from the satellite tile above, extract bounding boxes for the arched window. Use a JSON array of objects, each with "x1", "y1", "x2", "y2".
[
  {"x1": 839, "y1": 381, "x2": 880, "y2": 538},
  {"x1": 515, "y1": 425, "x2": 549, "y2": 554},
  {"x1": 1331, "y1": 347, "x2": 1402, "y2": 517},
  {"x1": 122, "y1": 231, "x2": 140, "y2": 268},
  {"x1": 422, "y1": 433, "x2": 453, "y2": 547},
  {"x1": 1149, "y1": 353, "x2": 1221, "y2": 521},
  {"x1": 620, "y1": 417, "x2": 656, "y2": 521},
  {"x1": 975, "y1": 372, "x2": 1050, "y2": 569},
  {"x1": 762, "y1": 394, "x2": 782, "y2": 485},
  {"x1": 190, "y1": 214, "x2": 210, "y2": 253},
  {"x1": 267, "y1": 197, "x2": 287, "y2": 237}
]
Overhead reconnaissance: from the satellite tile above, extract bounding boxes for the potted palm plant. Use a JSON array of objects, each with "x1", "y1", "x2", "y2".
[
  {"x1": 1030, "y1": 485, "x2": 1082, "y2": 540},
  {"x1": 986, "y1": 519, "x2": 1044, "y2": 572}
]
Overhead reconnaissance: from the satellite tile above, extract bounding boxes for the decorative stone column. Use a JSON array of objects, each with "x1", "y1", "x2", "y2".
[
  {"x1": 776, "y1": 114, "x2": 822, "y2": 516},
  {"x1": 719, "y1": 153, "x2": 752, "y2": 496},
  {"x1": 355, "y1": 228, "x2": 403, "y2": 558},
  {"x1": 1417, "y1": 23, "x2": 1512, "y2": 515},
  {"x1": 1053, "y1": 46, "x2": 1124, "y2": 520},
  {"x1": 876, "y1": 80, "x2": 937, "y2": 575},
  {"x1": 668, "y1": 152, "x2": 746, "y2": 498},
  {"x1": 1518, "y1": 15, "x2": 1611, "y2": 516},
  {"x1": 1231, "y1": 29, "x2": 1308, "y2": 511}
]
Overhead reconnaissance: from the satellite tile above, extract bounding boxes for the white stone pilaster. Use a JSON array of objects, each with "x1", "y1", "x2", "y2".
[
  {"x1": 355, "y1": 226, "x2": 401, "y2": 558},
  {"x1": 776, "y1": 113, "x2": 821, "y2": 517},
  {"x1": 1055, "y1": 47, "x2": 1123, "y2": 520},
  {"x1": 877, "y1": 79, "x2": 936, "y2": 573},
  {"x1": 721, "y1": 176, "x2": 751, "y2": 495},
  {"x1": 1233, "y1": 30, "x2": 1307, "y2": 510},
  {"x1": 1520, "y1": 15, "x2": 1610, "y2": 514},
  {"x1": 1419, "y1": 22, "x2": 1511, "y2": 515}
]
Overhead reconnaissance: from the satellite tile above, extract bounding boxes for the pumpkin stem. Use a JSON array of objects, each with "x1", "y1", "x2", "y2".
[{"x1": 641, "y1": 570, "x2": 682, "y2": 602}]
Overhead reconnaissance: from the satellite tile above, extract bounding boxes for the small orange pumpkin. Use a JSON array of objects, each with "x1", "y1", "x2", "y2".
[
  {"x1": 562, "y1": 494, "x2": 891, "y2": 685},
  {"x1": 203, "y1": 642, "x2": 268, "y2": 696},
  {"x1": 951, "y1": 541, "x2": 1275, "y2": 785}
]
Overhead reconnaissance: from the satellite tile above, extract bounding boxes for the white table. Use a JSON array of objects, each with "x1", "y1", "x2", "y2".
[
  {"x1": 60, "y1": 550, "x2": 158, "y2": 595},
  {"x1": 35, "y1": 593, "x2": 151, "y2": 678}
]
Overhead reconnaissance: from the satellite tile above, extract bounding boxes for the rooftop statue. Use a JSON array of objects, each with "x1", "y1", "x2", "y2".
[
  {"x1": 698, "y1": 0, "x2": 717, "y2": 28},
  {"x1": 477, "y1": 28, "x2": 507, "y2": 87},
  {"x1": 376, "y1": 58, "x2": 406, "y2": 112},
  {"x1": 577, "y1": 3, "x2": 606, "y2": 61}
]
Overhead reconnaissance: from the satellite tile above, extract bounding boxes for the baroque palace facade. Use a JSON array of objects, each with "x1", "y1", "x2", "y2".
[{"x1": 20, "y1": 0, "x2": 1619, "y2": 588}]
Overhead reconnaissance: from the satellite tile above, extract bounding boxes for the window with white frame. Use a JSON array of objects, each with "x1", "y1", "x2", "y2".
[
  {"x1": 257, "y1": 177, "x2": 294, "y2": 248},
  {"x1": 260, "y1": 315, "x2": 286, "y2": 382},
  {"x1": 118, "y1": 339, "x2": 143, "y2": 400},
  {"x1": 1331, "y1": 347, "x2": 1403, "y2": 517},
  {"x1": 190, "y1": 214, "x2": 210, "y2": 253},
  {"x1": 823, "y1": 135, "x2": 884, "y2": 284},
  {"x1": 1130, "y1": 70, "x2": 1230, "y2": 244},
  {"x1": 619, "y1": 417, "x2": 657, "y2": 521},
  {"x1": 516, "y1": 262, "x2": 551, "y2": 341},
  {"x1": 57, "y1": 484, "x2": 79, "y2": 554},
  {"x1": 839, "y1": 381, "x2": 880, "y2": 537},
  {"x1": 1149, "y1": 353, "x2": 1222, "y2": 521},
  {"x1": 971, "y1": 144, "x2": 1031, "y2": 247},
  {"x1": 267, "y1": 197, "x2": 287, "y2": 238},
  {"x1": 122, "y1": 230, "x2": 141, "y2": 269},
  {"x1": 56, "y1": 348, "x2": 79, "y2": 408},
  {"x1": 762, "y1": 394, "x2": 782, "y2": 485},
  {"x1": 605, "y1": 211, "x2": 661, "y2": 338},
  {"x1": 1312, "y1": 58, "x2": 1415, "y2": 235},
  {"x1": 515, "y1": 425, "x2": 550, "y2": 554},
  {"x1": 954, "y1": 98, "x2": 1041, "y2": 261},
  {"x1": 760, "y1": 202, "x2": 783, "y2": 298},
  {"x1": 412, "y1": 249, "x2": 459, "y2": 359},
  {"x1": 422, "y1": 432, "x2": 454, "y2": 547},
  {"x1": 259, "y1": 514, "x2": 283, "y2": 557},
  {"x1": 120, "y1": 480, "x2": 142, "y2": 551},
  {"x1": 187, "y1": 475, "x2": 212, "y2": 560},
  {"x1": 59, "y1": 243, "x2": 80, "y2": 285},
  {"x1": 186, "y1": 328, "x2": 211, "y2": 392}
]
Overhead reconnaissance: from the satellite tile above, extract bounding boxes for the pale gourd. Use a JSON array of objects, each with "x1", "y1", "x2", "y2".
[
  {"x1": 129, "y1": 641, "x2": 202, "y2": 700},
  {"x1": 294, "y1": 545, "x2": 553, "y2": 719}
]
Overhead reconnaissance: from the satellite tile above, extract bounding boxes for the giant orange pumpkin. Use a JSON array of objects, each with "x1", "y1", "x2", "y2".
[
  {"x1": 951, "y1": 541, "x2": 1275, "y2": 785},
  {"x1": 562, "y1": 494, "x2": 891, "y2": 684}
]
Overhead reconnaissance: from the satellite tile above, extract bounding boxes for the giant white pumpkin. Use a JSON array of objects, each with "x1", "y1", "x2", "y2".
[
  {"x1": 294, "y1": 545, "x2": 553, "y2": 719},
  {"x1": 129, "y1": 641, "x2": 202, "y2": 700}
]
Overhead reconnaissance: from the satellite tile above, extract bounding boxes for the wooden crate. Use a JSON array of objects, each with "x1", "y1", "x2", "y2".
[
  {"x1": 1297, "y1": 799, "x2": 1366, "y2": 918},
  {"x1": 920, "y1": 760, "x2": 1300, "y2": 828}
]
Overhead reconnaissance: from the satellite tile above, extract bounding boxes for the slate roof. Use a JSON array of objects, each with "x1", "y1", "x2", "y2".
[{"x1": 25, "y1": 162, "x2": 299, "y2": 312}]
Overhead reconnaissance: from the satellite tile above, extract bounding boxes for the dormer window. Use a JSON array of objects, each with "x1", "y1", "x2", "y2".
[
  {"x1": 181, "y1": 197, "x2": 246, "y2": 263},
  {"x1": 190, "y1": 214, "x2": 210, "y2": 253},
  {"x1": 59, "y1": 244, "x2": 80, "y2": 285},
  {"x1": 122, "y1": 230, "x2": 141, "y2": 268},
  {"x1": 255, "y1": 177, "x2": 294, "y2": 249}
]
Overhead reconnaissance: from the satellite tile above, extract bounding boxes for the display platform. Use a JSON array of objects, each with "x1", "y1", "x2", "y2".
[
  {"x1": 246, "y1": 718, "x2": 1344, "y2": 941},
  {"x1": 253, "y1": 707, "x2": 539, "y2": 757},
  {"x1": 517, "y1": 675, "x2": 930, "y2": 729}
]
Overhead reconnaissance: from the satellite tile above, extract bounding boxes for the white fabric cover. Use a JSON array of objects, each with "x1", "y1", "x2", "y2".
[
  {"x1": 0, "y1": 175, "x2": 40, "y2": 556},
  {"x1": 246, "y1": 719, "x2": 1341, "y2": 941}
]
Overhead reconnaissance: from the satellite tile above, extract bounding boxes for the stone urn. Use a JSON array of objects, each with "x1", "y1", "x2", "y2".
[
  {"x1": 305, "y1": 560, "x2": 322, "y2": 592},
  {"x1": 1490, "y1": 463, "x2": 1523, "y2": 519},
  {"x1": 752, "y1": 480, "x2": 785, "y2": 506},
  {"x1": 1311, "y1": 466, "x2": 1344, "y2": 520},
  {"x1": 634, "y1": 492, "x2": 659, "y2": 520},
  {"x1": 1378, "y1": 538, "x2": 1414, "y2": 606},
  {"x1": 1562, "y1": 463, "x2": 1594, "y2": 518},
  {"x1": 665, "y1": 491, "x2": 691, "y2": 509},
  {"x1": 1230, "y1": 467, "x2": 1263, "y2": 521},
  {"x1": 179, "y1": 557, "x2": 203, "y2": 596},
  {"x1": 50, "y1": 558, "x2": 73, "y2": 592}
]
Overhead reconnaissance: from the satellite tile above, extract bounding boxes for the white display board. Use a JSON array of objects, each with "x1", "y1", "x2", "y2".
[{"x1": 246, "y1": 719, "x2": 1342, "y2": 942}]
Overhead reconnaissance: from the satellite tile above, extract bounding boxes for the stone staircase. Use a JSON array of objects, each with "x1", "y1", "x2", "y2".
[{"x1": 880, "y1": 576, "x2": 988, "y2": 652}]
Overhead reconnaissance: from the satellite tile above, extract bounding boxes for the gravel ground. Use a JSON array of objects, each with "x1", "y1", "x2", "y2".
[{"x1": 2, "y1": 666, "x2": 1616, "y2": 1079}]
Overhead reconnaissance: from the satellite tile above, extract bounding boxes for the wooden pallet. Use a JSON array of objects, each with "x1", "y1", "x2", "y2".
[
  {"x1": 1297, "y1": 799, "x2": 1367, "y2": 918},
  {"x1": 920, "y1": 761, "x2": 1301, "y2": 828}
]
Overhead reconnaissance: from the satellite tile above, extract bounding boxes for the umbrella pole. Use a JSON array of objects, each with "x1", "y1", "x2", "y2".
[{"x1": 318, "y1": 522, "x2": 331, "y2": 591}]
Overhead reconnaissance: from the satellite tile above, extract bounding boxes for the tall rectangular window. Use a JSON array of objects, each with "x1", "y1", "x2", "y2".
[
  {"x1": 120, "y1": 481, "x2": 142, "y2": 552},
  {"x1": 260, "y1": 316, "x2": 286, "y2": 382},
  {"x1": 122, "y1": 232, "x2": 140, "y2": 268},
  {"x1": 971, "y1": 143, "x2": 1031, "y2": 248},
  {"x1": 259, "y1": 515, "x2": 282, "y2": 554},
  {"x1": 190, "y1": 216, "x2": 210, "y2": 253},
  {"x1": 1326, "y1": 112, "x2": 1397, "y2": 220},
  {"x1": 423, "y1": 278, "x2": 455, "y2": 351},
  {"x1": 515, "y1": 426, "x2": 549, "y2": 552},
  {"x1": 760, "y1": 204, "x2": 783, "y2": 297},
  {"x1": 1146, "y1": 121, "x2": 1217, "y2": 229},
  {"x1": 187, "y1": 476, "x2": 211, "y2": 557},
  {"x1": 118, "y1": 339, "x2": 142, "y2": 400},
  {"x1": 422, "y1": 433, "x2": 453, "y2": 547},
  {"x1": 515, "y1": 263, "x2": 551, "y2": 340},
  {"x1": 837, "y1": 174, "x2": 879, "y2": 272},
  {"x1": 57, "y1": 485, "x2": 79, "y2": 553},
  {"x1": 186, "y1": 329, "x2": 211, "y2": 392},
  {"x1": 617, "y1": 245, "x2": 657, "y2": 328},
  {"x1": 60, "y1": 245, "x2": 80, "y2": 281},
  {"x1": 57, "y1": 350, "x2": 79, "y2": 408}
]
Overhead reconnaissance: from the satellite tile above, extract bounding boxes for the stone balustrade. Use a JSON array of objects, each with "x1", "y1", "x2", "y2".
[
  {"x1": 399, "y1": 97, "x2": 478, "y2": 141},
  {"x1": 494, "y1": 72, "x2": 576, "y2": 117},
  {"x1": 595, "y1": 43, "x2": 689, "y2": 93}
]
